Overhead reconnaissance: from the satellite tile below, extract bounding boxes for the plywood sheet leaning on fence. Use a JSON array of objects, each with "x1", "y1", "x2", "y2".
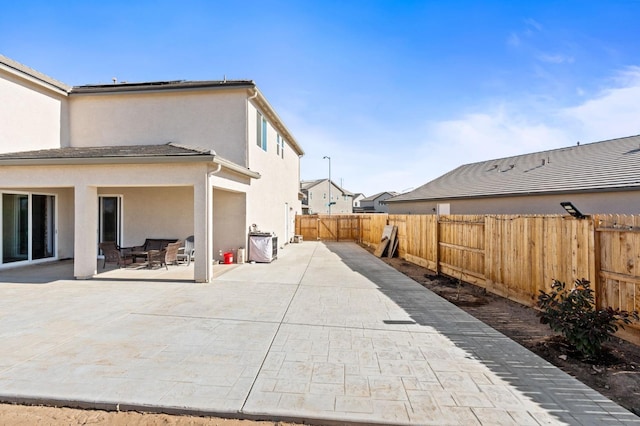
[
  {"x1": 387, "y1": 225, "x2": 399, "y2": 258},
  {"x1": 374, "y1": 237, "x2": 389, "y2": 257},
  {"x1": 375, "y1": 225, "x2": 396, "y2": 257}
]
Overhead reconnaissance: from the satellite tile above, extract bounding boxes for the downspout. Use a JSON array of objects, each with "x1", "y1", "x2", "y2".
[{"x1": 246, "y1": 88, "x2": 258, "y2": 167}]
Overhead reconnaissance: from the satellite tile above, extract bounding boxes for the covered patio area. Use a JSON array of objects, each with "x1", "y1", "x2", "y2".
[{"x1": 0, "y1": 143, "x2": 259, "y2": 283}]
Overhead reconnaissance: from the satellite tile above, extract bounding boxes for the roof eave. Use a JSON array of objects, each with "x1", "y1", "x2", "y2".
[
  {"x1": 0, "y1": 155, "x2": 216, "y2": 166},
  {"x1": 251, "y1": 88, "x2": 305, "y2": 156},
  {"x1": 0, "y1": 58, "x2": 70, "y2": 95},
  {"x1": 71, "y1": 80, "x2": 256, "y2": 95},
  {"x1": 386, "y1": 185, "x2": 640, "y2": 203},
  {"x1": 0, "y1": 153, "x2": 262, "y2": 179},
  {"x1": 213, "y1": 156, "x2": 261, "y2": 179}
]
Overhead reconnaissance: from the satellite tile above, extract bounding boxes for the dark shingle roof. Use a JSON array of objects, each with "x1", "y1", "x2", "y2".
[
  {"x1": 388, "y1": 135, "x2": 640, "y2": 203},
  {"x1": 0, "y1": 142, "x2": 212, "y2": 160},
  {"x1": 361, "y1": 191, "x2": 399, "y2": 202}
]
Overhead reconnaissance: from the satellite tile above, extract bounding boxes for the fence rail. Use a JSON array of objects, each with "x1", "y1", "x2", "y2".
[{"x1": 295, "y1": 213, "x2": 640, "y2": 344}]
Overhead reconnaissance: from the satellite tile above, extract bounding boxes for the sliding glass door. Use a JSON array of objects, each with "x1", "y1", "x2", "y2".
[
  {"x1": 2, "y1": 194, "x2": 28, "y2": 263},
  {"x1": 99, "y1": 196, "x2": 122, "y2": 246},
  {"x1": 2, "y1": 192, "x2": 56, "y2": 265},
  {"x1": 32, "y1": 195, "x2": 56, "y2": 260}
]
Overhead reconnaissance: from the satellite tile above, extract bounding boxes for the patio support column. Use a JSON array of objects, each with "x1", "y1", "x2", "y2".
[
  {"x1": 74, "y1": 184, "x2": 98, "y2": 279},
  {"x1": 194, "y1": 175, "x2": 213, "y2": 282}
]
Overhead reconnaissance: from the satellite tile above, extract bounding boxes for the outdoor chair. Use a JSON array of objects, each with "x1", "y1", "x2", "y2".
[
  {"x1": 176, "y1": 235, "x2": 195, "y2": 266},
  {"x1": 148, "y1": 240, "x2": 182, "y2": 270},
  {"x1": 99, "y1": 241, "x2": 132, "y2": 269}
]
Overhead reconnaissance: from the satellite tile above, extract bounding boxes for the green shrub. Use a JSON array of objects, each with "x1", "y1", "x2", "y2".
[{"x1": 537, "y1": 279, "x2": 639, "y2": 359}]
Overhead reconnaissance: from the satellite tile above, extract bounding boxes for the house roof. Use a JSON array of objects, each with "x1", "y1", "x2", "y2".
[
  {"x1": 388, "y1": 134, "x2": 640, "y2": 203},
  {"x1": 71, "y1": 80, "x2": 255, "y2": 94},
  {"x1": 361, "y1": 191, "x2": 399, "y2": 202},
  {"x1": 0, "y1": 142, "x2": 261, "y2": 178},
  {"x1": 0, "y1": 54, "x2": 71, "y2": 94},
  {"x1": 300, "y1": 179, "x2": 354, "y2": 196}
]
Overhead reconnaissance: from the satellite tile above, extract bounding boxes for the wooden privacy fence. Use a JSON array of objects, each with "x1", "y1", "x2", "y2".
[{"x1": 295, "y1": 213, "x2": 640, "y2": 343}]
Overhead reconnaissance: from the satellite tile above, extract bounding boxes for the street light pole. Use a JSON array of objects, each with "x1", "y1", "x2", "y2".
[{"x1": 323, "y1": 156, "x2": 331, "y2": 215}]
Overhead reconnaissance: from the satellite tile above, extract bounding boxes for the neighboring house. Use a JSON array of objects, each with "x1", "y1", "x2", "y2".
[
  {"x1": 358, "y1": 191, "x2": 398, "y2": 213},
  {"x1": 386, "y1": 135, "x2": 640, "y2": 215},
  {"x1": 0, "y1": 54, "x2": 304, "y2": 282},
  {"x1": 300, "y1": 179, "x2": 354, "y2": 214},
  {"x1": 351, "y1": 193, "x2": 365, "y2": 213}
]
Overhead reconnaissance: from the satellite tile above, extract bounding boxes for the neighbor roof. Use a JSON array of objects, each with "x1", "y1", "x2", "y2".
[
  {"x1": 388, "y1": 135, "x2": 640, "y2": 203},
  {"x1": 300, "y1": 178, "x2": 354, "y2": 196},
  {"x1": 361, "y1": 191, "x2": 399, "y2": 202}
]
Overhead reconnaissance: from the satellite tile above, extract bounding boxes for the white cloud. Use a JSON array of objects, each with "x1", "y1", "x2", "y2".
[
  {"x1": 524, "y1": 18, "x2": 543, "y2": 33},
  {"x1": 537, "y1": 53, "x2": 575, "y2": 64},
  {"x1": 410, "y1": 107, "x2": 568, "y2": 182},
  {"x1": 562, "y1": 66, "x2": 640, "y2": 141},
  {"x1": 507, "y1": 33, "x2": 521, "y2": 47}
]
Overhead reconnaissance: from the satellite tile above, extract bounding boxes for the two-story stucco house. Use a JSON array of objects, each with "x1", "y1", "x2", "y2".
[
  {"x1": 0, "y1": 54, "x2": 304, "y2": 282},
  {"x1": 300, "y1": 179, "x2": 353, "y2": 214}
]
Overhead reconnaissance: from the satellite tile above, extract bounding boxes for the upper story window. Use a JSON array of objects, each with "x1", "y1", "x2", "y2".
[
  {"x1": 279, "y1": 135, "x2": 285, "y2": 159},
  {"x1": 276, "y1": 134, "x2": 280, "y2": 157},
  {"x1": 256, "y1": 111, "x2": 267, "y2": 151}
]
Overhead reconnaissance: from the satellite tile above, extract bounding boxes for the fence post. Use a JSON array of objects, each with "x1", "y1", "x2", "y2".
[
  {"x1": 590, "y1": 216, "x2": 601, "y2": 309},
  {"x1": 434, "y1": 214, "x2": 440, "y2": 275}
]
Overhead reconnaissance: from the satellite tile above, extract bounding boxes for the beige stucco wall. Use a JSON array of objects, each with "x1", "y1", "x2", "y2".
[
  {"x1": 387, "y1": 190, "x2": 640, "y2": 215},
  {"x1": 212, "y1": 188, "x2": 247, "y2": 261},
  {"x1": 69, "y1": 89, "x2": 249, "y2": 166},
  {"x1": 246, "y1": 102, "x2": 301, "y2": 244},
  {"x1": 98, "y1": 186, "x2": 194, "y2": 248},
  {"x1": 0, "y1": 69, "x2": 68, "y2": 153}
]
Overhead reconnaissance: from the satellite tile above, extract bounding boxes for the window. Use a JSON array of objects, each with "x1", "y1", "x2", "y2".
[
  {"x1": 276, "y1": 134, "x2": 280, "y2": 156},
  {"x1": 279, "y1": 136, "x2": 285, "y2": 159},
  {"x1": 256, "y1": 112, "x2": 262, "y2": 148},
  {"x1": 99, "y1": 196, "x2": 122, "y2": 248},
  {"x1": 261, "y1": 116, "x2": 268, "y2": 151},
  {"x1": 256, "y1": 112, "x2": 267, "y2": 151}
]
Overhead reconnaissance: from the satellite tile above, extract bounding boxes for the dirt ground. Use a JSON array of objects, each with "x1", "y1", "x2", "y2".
[
  {"x1": 2, "y1": 251, "x2": 639, "y2": 424},
  {"x1": 0, "y1": 404, "x2": 304, "y2": 426},
  {"x1": 379, "y1": 254, "x2": 640, "y2": 417}
]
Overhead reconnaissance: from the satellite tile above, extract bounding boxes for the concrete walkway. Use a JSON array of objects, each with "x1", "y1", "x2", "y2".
[{"x1": 0, "y1": 242, "x2": 637, "y2": 425}]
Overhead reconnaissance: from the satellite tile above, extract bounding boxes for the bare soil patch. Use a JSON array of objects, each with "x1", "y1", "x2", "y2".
[
  {"x1": 379, "y1": 253, "x2": 640, "y2": 416},
  {"x1": 0, "y1": 404, "x2": 304, "y2": 425}
]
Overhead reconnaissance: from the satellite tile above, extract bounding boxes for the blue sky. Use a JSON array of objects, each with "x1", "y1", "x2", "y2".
[{"x1": 2, "y1": 1, "x2": 640, "y2": 196}]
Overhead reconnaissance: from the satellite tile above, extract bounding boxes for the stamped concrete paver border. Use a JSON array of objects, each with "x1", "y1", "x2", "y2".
[{"x1": 0, "y1": 242, "x2": 638, "y2": 425}]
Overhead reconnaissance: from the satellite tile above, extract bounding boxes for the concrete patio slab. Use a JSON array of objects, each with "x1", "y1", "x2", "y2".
[{"x1": 0, "y1": 242, "x2": 638, "y2": 425}]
